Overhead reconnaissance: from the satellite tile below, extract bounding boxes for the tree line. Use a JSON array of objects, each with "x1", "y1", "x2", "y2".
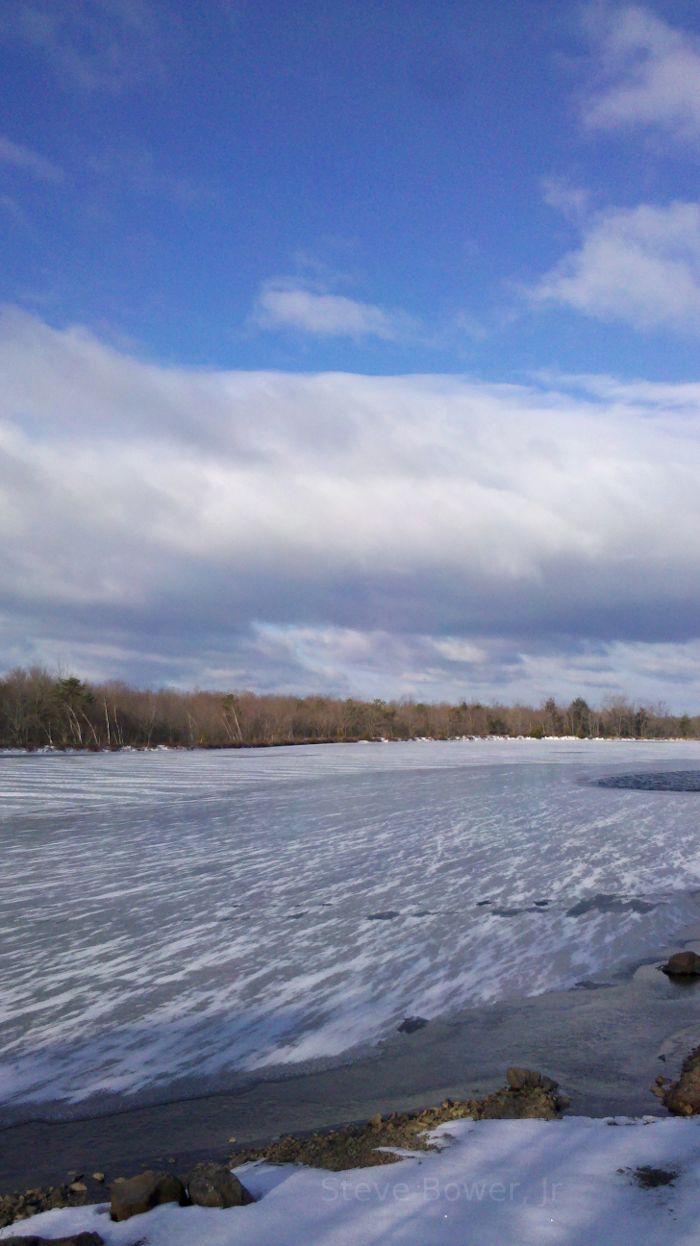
[{"x1": 0, "y1": 667, "x2": 698, "y2": 751}]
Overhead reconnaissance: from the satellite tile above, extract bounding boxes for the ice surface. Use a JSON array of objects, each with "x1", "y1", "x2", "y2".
[
  {"x1": 3, "y1": 1116, "x2": 700, "y2": 1246},
  {"x1": 3, "y1": 739, "x2": 700, "y2": 1113}
]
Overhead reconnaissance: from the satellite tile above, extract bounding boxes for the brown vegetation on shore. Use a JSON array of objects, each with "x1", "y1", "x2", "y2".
[
  {"x1": 0, "y1": 667, "x2": 696, "y2": 751},
  {"x1": 233, "y1": 1072, "x2": 565, "y2": 1172}
]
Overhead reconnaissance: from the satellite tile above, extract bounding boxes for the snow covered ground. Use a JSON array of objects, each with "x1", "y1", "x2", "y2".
[
  {"x1": 3, "y1": 1116, "x2": 700, "y2": 1245},
  {"x1": 3, "y1": 739, "x2": 700, "y2": 1114}
]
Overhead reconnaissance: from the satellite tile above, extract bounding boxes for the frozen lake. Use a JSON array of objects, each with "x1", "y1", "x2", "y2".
[{"x1": 3, "y1": 738, "x2": 700, "y2": 1118}]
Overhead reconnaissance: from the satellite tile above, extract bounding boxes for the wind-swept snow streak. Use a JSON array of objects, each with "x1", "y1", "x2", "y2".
[{"x1": 3, "y1": 739, "x2": 700, "y2": 1111}]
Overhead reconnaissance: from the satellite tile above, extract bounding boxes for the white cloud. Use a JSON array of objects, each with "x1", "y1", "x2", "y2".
[
  {"x1": 432, "y1": 638, "x2": 486, "y2": 665},
  {"x1": 4, "y1": 307, "x2": 700, "y2": 703},
  {"x1": 0, "y1": 134, "x2": 63, "y2": 183},
  {"x1": 533, "y1": 200, "x2": 700, "y2": 333},
  {"x1": 253, "y1": 282, "x2": 413, "y2": 341},
  {"x1": 583, "y1": 4, "x2": 700, "y2": 141}
]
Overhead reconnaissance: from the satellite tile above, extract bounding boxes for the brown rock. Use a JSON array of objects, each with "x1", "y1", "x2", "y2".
[
  {"x1": 154, "y1": 1172, "x2": 187, "y2": 1204},
  {"x1": 109, "y1": 1170, "x2": 186, "y2": 1221},
  {"x1": 0, "y1": 1181, "x2": 89, "y2": 1230},
  {"x1": 506, "y1": 1067, "x2": 558, "y2": 1092},
  {"x1": 480, "y1": 1087, "x2": 560, "y2": 1120},
  {"x1": 662, "y1": 951, "x2": 700, "y2": 977},
  {"x1": 662, "y1": 1043, "x2": 700, "y2": 1115},
  {"x1": 187, "y1": 1162, "x2": 254, "y2": 1209}
]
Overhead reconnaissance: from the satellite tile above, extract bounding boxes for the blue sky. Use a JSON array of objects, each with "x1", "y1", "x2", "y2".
[{"x1": 4, "y1": 0, "x2": 700, "y2": 708}]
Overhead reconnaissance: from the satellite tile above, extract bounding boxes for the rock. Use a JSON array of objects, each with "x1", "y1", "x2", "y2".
[
  {"x1": 398, "y1": 1016, "x2": 428, "y2": 1034},
  {"x1": 92, "y1": 1173, "x2": 105, "y2": 1183},
  {"x1": 152, "y1": 1172, "x2": 187, "y2": 1206},
  {"x1": 662, "y1": 1044, "x2": 700, "y2": 1116},
  {"x1": 2, "y1": 1236, "x2": 104, "y2": 1245},
  {"x1": 68, "y1": 1182, "x2": 87, "y2": 1194},
  {"x1": 662, "y1": 951, "x2": 700, "y2": 977},
  {"x1": 109, "y1": 1170, "x2": 186, "y2": 1221},
  {"x1": 187, "y1": 1162, "x2": 253, "y2": 1209},
  {"x1": 479, "y1": 1086, "x2": 561, "y2": 1120},
  {"x1": 506, "y1": 1067, "x2": 558, "y2": 1092},
  {"x1": 475, "y1": 1068, "x2": 566, "y2": 1118},
  {"x1": 0, "y1": 1182, "x2": 89, "y2": 1230}
]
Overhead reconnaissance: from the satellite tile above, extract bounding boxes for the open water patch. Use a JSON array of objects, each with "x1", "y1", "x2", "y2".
[
  {"x1": 566, "y1": 893, "x2": 658, "y2": 917},
  {"x1": 489, "y1": 904, "x2": 555, "y2": 916},
  {"x1": 598, "y1": 770, "x2": 700, "y2": 792}
]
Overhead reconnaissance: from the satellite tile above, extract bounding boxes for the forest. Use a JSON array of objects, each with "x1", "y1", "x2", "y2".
[{"x1": 0, "y1": 666, "x2": 697, "y2": 750}]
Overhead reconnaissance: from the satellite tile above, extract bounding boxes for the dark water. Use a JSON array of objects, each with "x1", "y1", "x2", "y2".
[{"x1": 598, "y1": 771, "x2": 700, "y2": 792}]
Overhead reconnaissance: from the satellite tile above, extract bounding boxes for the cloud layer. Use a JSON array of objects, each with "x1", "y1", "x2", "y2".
[{"x1": 3, "y1": 306, "x2": 700, "y2": 706}]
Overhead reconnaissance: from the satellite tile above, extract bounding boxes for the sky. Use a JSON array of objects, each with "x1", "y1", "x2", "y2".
[{"x1": 3, "y1": 0, "x2": 700, "y2": 709}]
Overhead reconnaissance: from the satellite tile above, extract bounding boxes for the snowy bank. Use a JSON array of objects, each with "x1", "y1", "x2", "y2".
[{"x1": 3, "y1": 1116, "x2": 700, "y2": 1246}]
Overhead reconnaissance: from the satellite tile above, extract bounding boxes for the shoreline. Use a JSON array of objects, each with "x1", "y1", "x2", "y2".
[
  {"x1": 3, "y1": 949, "x2": 700, "y2": 1195},
  {"x1": 2, "y1": 733, "x2": 697, "y2": 756}
]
